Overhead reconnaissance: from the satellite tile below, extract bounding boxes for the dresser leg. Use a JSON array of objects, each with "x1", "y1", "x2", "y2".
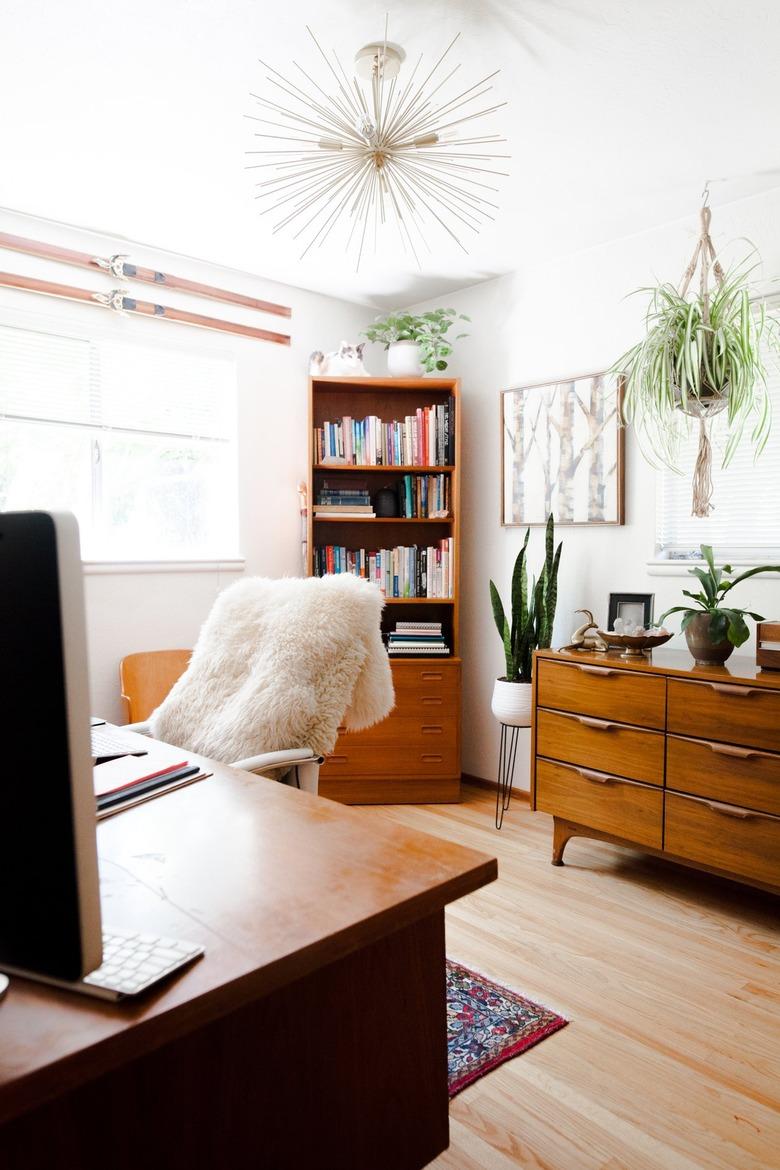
[{"x1": 551, "y1": 818, "x2": 575, "y2": 866}]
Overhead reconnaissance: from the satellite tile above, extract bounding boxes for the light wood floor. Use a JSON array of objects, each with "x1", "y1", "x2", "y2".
[{"x1": 364, "y1": 785, "x2": 780, "y2": 1170}]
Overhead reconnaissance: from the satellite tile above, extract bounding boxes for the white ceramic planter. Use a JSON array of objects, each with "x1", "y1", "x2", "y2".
[
  {"x1": 491, "y1": 678, "x2": 533, "y2": 727},
  {"x1": 387, "y1": 340, "x2": 423, "y2": 377}
]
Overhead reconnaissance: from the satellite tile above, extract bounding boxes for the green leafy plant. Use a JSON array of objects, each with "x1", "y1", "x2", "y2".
[
  {"x1": 659, "y1": 544, "x2": 780, "y2": 647},
  {"x1": 614, "y1": 256, "x2": 780, "y2": 469},
  {"x1": 489, "y1": 515, "x2": 562, "y2": 682},
  {"x1": 362, "y1": 308, "x2": 470, "y2": 372}
]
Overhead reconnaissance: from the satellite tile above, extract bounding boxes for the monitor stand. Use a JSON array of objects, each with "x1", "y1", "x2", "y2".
[{"x1": 0, "y1": 974, "x2": 8, "y2": 1000}]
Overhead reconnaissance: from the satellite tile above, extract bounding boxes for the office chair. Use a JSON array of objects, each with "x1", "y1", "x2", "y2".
[
  {"x1": 123, "y1": 574, "x2": 394, "y2": 796},
  {"x1": 120, "y1": 649, "x2": 192, "y2": 723}
]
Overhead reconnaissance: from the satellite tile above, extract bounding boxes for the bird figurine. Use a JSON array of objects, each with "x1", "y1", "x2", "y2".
[{"x1": 569, "y1": 609, "x2": 608, "y2": 652}]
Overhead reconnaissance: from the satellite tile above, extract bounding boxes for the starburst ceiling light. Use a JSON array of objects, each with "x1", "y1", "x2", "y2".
[{"x1": 246, "y1": 23, "x2": 508, "y2": 270}]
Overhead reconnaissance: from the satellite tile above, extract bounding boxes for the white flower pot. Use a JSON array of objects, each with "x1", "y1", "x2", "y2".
[
  {"x1": 387, "y1": 340, "x2": 423, "y2": 377},
  {"x1": 491, "y1": 678, "x2": 533, "y2": 727}
]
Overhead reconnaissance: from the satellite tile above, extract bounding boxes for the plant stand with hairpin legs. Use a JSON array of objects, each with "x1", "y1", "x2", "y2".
[{"x1": 495, "y1": 722, "x2": 522, "y2": 830}]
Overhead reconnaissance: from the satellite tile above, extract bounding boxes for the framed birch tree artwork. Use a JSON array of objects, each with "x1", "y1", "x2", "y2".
[{"x1": 501, "y1": 372, "x2": 625, "y2": 526}]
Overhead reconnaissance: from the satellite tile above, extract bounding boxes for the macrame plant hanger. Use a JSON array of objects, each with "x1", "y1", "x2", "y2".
[{"x1": 677, "y1": 187, "x2": 727, "y2": 517}]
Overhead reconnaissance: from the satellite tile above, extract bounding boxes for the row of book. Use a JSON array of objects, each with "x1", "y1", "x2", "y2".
[
  {"x1": 387, "y1": 621, "x2": 450, "y2": 657},
  {"x1": 314, "y1": 484, "x2": 375, "y2": 519},
  {"x1": 314, "y1": 399, "x2": 455, "y2": 467},
  {"x1": 399, "y1": 473, "x2": 450, "y2": 518},
  {"x1": 313, "y1": 539, "x2": 455, "y2": 599}
]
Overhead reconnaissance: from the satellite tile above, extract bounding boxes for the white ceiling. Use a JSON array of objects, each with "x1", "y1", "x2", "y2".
[{"x1": 1, "y1": 0, "x2": 779, "y2": 307}]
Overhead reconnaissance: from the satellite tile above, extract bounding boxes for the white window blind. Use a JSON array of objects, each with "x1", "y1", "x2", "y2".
[
  {"x1": 0, "y1": 322, "x2": 239, "y2": 561},
  {"x1": 656, "y1": 314, "x2": 780, "y2": 561}
]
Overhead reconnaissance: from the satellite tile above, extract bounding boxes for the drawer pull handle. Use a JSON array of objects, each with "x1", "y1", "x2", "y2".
[
  {"x1": 576, "y1": 766, "x2": 620, "y2": 785},
  {"x1": 421, "y1": 754, "x2": 444, "y2": 762},
  {"x1": 421, "y1": 672, "x2": 443, "y2": 681},
  {"x1": 422, "y1": 725, "x2": 443, "y2": 734},
  {"x1": 703, "y1": 799, "x2": 763, "y2": 821},
  {"x1": 421, "y1": 696, "x2": 443, "y2": 705},
  {"x1": 576, "y1": 665, "x2": 618, "y2": 676},
  {"x1": 706, "y1": 683, "x2": 759, "y2": 697},
  {"x1": 574, "y1": 714, "x2": 618, "y2": 731},
  {"x1": 328, "y1": 755, "x2": 349, "y2": 764},
  {"x1": 709, "y1": 743, "x2": 760, "y2": 760}
]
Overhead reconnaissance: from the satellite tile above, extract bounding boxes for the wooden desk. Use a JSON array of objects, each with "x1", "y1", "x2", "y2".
[{"x1": 0, "y1": 740, "x2": 496, "y2": 1170}]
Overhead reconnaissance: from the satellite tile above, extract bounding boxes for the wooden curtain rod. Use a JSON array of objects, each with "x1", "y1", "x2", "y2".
[
  {"x1": 0, "y1": 231, "x2": 292, "y2": 319},
  {"x1": 0, "y1": 271, "x2": 291, "y2": 345}
]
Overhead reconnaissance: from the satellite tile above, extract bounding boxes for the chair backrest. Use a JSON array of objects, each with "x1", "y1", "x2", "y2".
[{"x1": 119, "y1": 649, "x2": 191, "y2": 723}]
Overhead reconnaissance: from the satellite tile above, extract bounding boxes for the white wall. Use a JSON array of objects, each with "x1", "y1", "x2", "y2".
[
  {"x1": 400, "y1": 186, "x2": 780, "y2": 789},
  {"x1": 0, "y1": 210, "x2": 370, "y2": 720}
]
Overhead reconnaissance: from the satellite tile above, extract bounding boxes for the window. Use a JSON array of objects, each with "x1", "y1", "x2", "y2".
[
  {"x1": 0, "y1": 322, "x2": 239, "y2": 561},
  {"x1": 655, "y1": 306, "x2": 780, "y2": 562}
]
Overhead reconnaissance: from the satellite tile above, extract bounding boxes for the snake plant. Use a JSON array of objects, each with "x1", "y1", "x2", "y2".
[{"x1": 489, "y1": 514, "x2": 562, "y2": 682}]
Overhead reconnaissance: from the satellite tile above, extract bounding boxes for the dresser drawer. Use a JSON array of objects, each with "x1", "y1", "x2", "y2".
[
  {"x1": 321, "y1": 742, "x2": 459, "y2": 780},
  {"x1": 391, "y1": 659, "x2": 461, "y2": 703},
  {"x1": 665, "y1": 792, "x2": 780, "y2": 889},
  {"x1": 536, "y1": 659, "x2": 666, "y2": 730},
  {"x1": 336, "y1": 713, "x2": 458, "y2": 748},
  {"x1": 536, "y1": 759, "x2": 663, "y2": 848},
  {"x1": 536, "y1": 708, "x2": 664, "y2": 786},
  {"x1": 667, "y1": 678, "x2": 780, "y2": 753},
  {"x1": 667, "y1": 735, "x2": 780, "y2": 816}
]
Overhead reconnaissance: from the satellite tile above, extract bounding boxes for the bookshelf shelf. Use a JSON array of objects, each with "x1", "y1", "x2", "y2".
[
  {"x1": 309, "y1": 374, "x2": 461, "y2": 805},
  {"x1": 313, "y1": 464, "x2": 455, "y2": 473},
  {"x1": 313, "y1": 517, "x2": 452, "y2": 525}
]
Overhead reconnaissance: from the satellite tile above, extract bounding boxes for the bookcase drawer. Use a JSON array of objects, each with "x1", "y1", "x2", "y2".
[
  {"x1": 320, "y1": 741, "x2": 459, "y2": 780},
  {"x1": 536, "y1": 659, "x2": 666, "y2": 730},
  {"x1": 667, "y1": 678, "x2": 780, "y2": 753},
  {"x1": 667, "y1": 735, "x2": 780, "y2": 816},
  {"x1": 336, "y1": 713, "x2": 458, "y2": 748},
  {"x1": 536, "y1": 759, "x2": 663, "y2": 848},
  {"x1": 536, "y1": 708, "x2": 664, "y2": 787},
  {"x1": 391, "y1": 659, "x2": 461, "y2": 702},
  {"x1": 665, "y1": 792, "x2": 780, "y2": 888}
]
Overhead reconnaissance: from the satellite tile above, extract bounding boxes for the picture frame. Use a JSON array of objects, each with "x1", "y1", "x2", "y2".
[
  {"x1": 500, "y1": 371, "x2": 625, "y2": 526},
  {"x1": 607, "y1": 592, "x2": 655, "y2": 631}
]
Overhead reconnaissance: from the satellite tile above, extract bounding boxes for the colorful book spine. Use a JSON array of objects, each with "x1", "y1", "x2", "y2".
[
  {"x1": 314, "y1": 540, "x2": 454, "y2": 598},
  {"x1": 313, "y1": 401, "x2": 454, "y2": 467}
]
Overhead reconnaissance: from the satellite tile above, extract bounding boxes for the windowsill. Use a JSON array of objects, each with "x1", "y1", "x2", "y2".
[
  {"x1": 647, "y1": 560, "x2": 779, "y2": 577},
  {"x1": 83, "y1": 558, "x2": 246, "y2": 575}
]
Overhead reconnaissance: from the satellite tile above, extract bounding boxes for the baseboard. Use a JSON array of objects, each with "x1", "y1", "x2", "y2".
[{"x1": 461, "y1": 772, "x2": 530, "y2": 801}]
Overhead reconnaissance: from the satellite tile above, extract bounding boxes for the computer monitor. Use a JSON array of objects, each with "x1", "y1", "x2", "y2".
[{"x1": 0, "y1": 511, "x2": 103, "y2": 986}]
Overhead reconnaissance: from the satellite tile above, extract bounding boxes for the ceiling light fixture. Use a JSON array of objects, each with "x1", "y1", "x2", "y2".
[{"x1": 246, "y1": 21, "x2": 508, "y2": 270}]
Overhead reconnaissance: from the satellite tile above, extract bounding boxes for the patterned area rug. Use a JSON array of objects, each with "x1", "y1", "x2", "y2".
[{"x1": 446, "y1": 959, "x2": 569, "y2": 1097}]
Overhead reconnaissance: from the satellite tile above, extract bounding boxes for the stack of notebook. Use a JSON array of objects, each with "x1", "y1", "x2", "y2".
[
  {"x1": 94, "y1": 753, "x2": 210, "y2": 818},
  {"x1": 387, "y1": 621, "x2": 450, "y2": 657}
]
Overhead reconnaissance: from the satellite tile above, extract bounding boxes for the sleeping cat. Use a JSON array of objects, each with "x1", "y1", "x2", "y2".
[{"x1": 309, "y1": 341, "x2": 369, "y2": 376}]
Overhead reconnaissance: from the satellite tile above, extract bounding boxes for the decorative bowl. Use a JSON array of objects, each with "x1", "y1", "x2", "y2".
[{"x1": 597, "y1": 630, "x2": 673, "y2": 658}]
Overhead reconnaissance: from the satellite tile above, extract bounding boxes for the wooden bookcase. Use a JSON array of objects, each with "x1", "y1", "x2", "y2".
[{"x1": 308, "y1": 375, "x2": 461, "y2": 804}]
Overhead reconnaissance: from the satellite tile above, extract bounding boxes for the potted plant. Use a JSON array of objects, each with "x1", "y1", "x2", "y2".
[
  {"x1": 659, "y1": 544, "x2": 780, "y2": 665},
  {"x1": 489, "y1": 515, "x2": 562, "y2": 726},
  {"x1": 362, "y1": 308, "x2": 470, "y2": 377}
]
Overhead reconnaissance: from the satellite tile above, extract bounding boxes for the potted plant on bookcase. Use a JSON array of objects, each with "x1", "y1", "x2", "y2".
[
  {"x1": 362, "y1": 308, "x2": 470, "y2": 377},
  {"x1": 489, "y1": 515, "x2": 562, "y2": 727}
]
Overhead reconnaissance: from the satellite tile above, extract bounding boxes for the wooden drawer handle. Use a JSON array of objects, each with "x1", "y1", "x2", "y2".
[
  {"x1": 709, "y1": 742, "x2": 760, "y2": 760},
  {"x1": 421, "y1": 696, "x2": 443, "y2": 705},
  {"x1": 706, "y1": 683, "x2": 759, "y2": 697},
  {"x1": 703, "y1": 799, "x2": 766, "y2": 821},
  {"x1": 421, "y1": 672, "x2": 443, "y2": 681},
  {"x1": 421, "y1": 754, "x2": 444, "y2": 762},
  {"x1": 575, "y1": 664, "x2": 618, "y2": 676},
  {"x1": 327, "y1": 755, "x2": 349, "y2": 764},
  {"x1": 421, "y1": 725, "x2": 443, "y2": 734},
  {"x1": 571, "y1": 713, "x2": 618, "y2": 731},
  {"x1": 575, "y1": 766, "x2": 620, "y2": 785}
]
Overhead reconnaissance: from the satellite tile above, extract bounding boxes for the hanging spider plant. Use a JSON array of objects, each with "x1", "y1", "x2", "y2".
[{"x1": 614, "y1": 255, "x2": 780, "y2": 471}]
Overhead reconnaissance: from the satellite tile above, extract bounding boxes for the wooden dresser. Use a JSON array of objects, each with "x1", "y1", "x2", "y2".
[
  {"x1": 531, "y1": 648, "x2": 780, "y2": 893},
  {"x1": 318, "y1": 657, "x2": 461, "y2": 804}
]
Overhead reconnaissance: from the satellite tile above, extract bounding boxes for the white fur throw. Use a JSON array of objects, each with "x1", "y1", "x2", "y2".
[{"x1": 149, "y1": 574, "x2": 395, "y2": 762}]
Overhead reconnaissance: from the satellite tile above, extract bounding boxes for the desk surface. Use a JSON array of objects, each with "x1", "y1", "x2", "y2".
[{"x1": 0, "y1": 735, "x2": 496, "y2": 1125}]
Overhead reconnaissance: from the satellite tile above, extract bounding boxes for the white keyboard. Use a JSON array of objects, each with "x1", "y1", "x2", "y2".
[
  {"x1": 80, "y1": 928, "x2": 204, "y2": 1000},
  {"x1": 91, "y1": 725, "x2": 145, "y2": 762}
]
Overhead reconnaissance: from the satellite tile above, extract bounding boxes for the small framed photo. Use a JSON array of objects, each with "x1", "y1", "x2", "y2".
[{"x1": 608, "y1": 593, "x2": 654, "y2": 630}]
